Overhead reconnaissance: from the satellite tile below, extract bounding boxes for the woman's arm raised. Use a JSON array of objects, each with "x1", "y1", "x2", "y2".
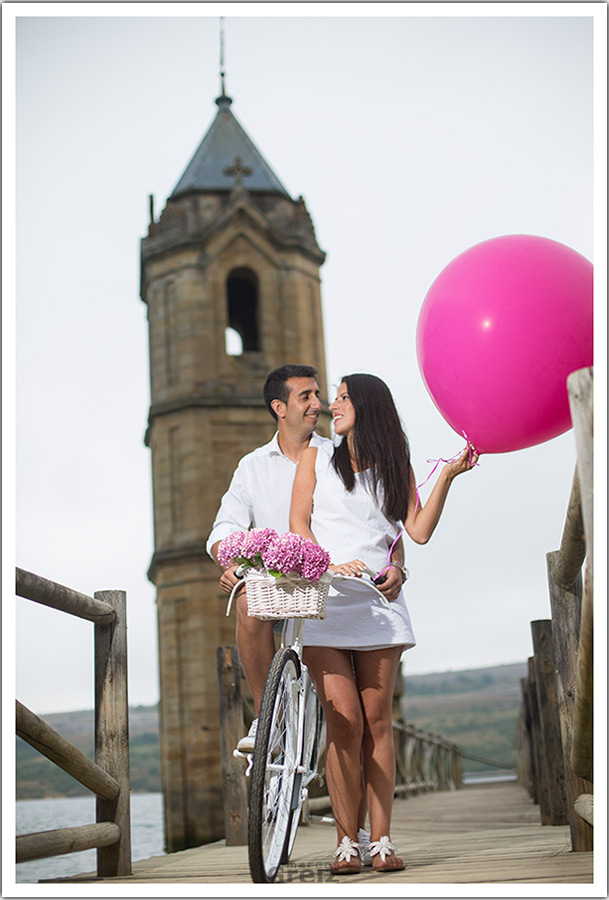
[
  {"x1": 289, "y1": 446, "x2": 318, "y2": 542},
  {"x1": 405, "y1": 446, "x2": 478, "y2": 545}
]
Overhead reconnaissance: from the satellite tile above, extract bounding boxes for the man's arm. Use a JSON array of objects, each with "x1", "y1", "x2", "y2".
[
  {"x1": 206, "y1": 461, "x2": 254, "y2": 562},
  {"x1": 207, "y1": 462, "x2": 254, "y2": 593}
]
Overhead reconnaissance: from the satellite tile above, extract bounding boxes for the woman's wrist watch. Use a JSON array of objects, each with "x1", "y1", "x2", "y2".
[{"x1": 389, "y1": 561, "x2": 409, "y2": 584}]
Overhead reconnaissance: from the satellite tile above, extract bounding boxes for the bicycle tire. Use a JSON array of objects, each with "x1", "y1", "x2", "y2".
[{"x1": 248, "y1": 648, "x2": 302, "y2": 883}]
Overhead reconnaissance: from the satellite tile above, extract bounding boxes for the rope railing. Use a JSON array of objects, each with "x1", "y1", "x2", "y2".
[{"x1": 460, "y1": 751, "x2": 514, "y2": 771}]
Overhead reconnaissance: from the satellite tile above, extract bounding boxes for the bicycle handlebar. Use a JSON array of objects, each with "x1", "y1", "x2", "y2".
[{"x1": 331, "y1": 569, "x2": 392, "y2": 609}]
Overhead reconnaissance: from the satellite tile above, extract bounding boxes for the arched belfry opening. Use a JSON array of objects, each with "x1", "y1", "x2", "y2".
[{"x1": 226, "y1": 267, "x2": 260, "y2": 353}]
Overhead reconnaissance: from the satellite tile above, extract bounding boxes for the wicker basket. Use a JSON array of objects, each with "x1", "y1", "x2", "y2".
[{"x1": 244, "y1": 568, "x2": 329, "y2": 620}]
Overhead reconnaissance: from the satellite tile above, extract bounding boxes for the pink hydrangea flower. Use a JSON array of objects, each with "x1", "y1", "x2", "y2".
[
  {"x1": 217, "y1": 531, "x2": 247, "y2": 568},
  {"x1": 218, "y1": 529, "x2": 331, "y2": 582},
  {"x1": 218, "y1": 528, "x2": 278, "y2": 568},
  {"x1": 242, "y1": 527, "x2": 279, "y2": 561},
  {"x1": 300, "y1": 540, "x2": 332, "y2": 582},
  {"x1": 262, "y1": 532, "x2": 306, "y2": 575}
]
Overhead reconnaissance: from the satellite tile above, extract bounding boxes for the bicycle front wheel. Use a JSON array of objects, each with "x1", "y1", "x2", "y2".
[
  {"x1": 282, "y1": 672, "x2": 324, "y2": 860},
  {"x1": 248, "y1": 648, "x2": 302, "y2": 883}
]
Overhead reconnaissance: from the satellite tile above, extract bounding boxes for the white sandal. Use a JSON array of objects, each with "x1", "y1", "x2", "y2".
[
  {"x1": 369, "y1": 835, "x2": 405, "y2": 871},
  {"x1": 331, "y1": 836, "x2": 361, "y2": 874}
]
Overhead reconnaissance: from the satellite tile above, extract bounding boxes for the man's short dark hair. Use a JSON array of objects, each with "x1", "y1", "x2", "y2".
[{"x1": 263, "y1": 365, "x2": 318, "y2": 420}]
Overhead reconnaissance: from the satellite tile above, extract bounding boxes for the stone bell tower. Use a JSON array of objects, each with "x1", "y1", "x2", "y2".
[{"x1": 141, "y1": 88, "x2": 329, "y2": 850}]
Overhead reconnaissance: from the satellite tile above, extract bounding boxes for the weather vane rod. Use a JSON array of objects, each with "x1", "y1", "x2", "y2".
[{"x1": 219, "y1": 17, "x2": 226, "y2": 96}]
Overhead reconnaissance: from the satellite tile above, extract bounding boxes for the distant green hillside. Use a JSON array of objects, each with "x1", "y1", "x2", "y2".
[
  {"x1": 16, "y1": 664, "x2": 526, "y2": 799},
  {"x1": 401, "y1": 662, "x2": 527, "y2": 774}
]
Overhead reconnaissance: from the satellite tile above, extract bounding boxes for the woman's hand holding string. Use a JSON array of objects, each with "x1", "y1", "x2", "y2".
[{"x1": 445, "y1": 444, "x2": 480, "y2": 479}]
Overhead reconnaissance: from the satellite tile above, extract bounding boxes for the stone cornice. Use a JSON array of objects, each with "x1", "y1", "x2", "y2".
[{"x1": 147, "y1": 544, "x2": 214, "y2": 584}]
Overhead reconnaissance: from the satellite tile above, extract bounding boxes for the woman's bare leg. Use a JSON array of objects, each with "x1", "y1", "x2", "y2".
[
  {"x1": 304, "y1": 646, "x2": 364, "y2": 870},
  {"x1": 353, "y1": 647, "x2": 405, "y2": 870}
]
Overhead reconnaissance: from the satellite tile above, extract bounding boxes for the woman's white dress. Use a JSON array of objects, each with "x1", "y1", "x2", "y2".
[{"x1": 302, "y1": 442, "x2": 416, "y2": 651}]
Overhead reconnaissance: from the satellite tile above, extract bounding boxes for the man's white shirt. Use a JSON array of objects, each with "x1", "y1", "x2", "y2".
[{"x1": 206, "y1": 432, "x2": 331, "y2": 559}]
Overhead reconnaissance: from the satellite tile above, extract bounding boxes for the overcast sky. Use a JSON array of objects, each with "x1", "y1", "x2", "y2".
[{"x1": 5, "y1": 4, "x2": 606, "y2": 717}]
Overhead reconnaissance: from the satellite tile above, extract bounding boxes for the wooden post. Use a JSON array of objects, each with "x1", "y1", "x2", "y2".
[
  {"x1": 514, "y1": 684, "x2": 533, "y2": 797},
  {"x1": 521, "y1": 677, "x2": 536, "y2": 798},
  {"x1": 404, "y1": 731, "x2": 418, "y2": 794},
  {"x1": 571, "y1": 564, "x2": 593, "y2": 782},
  {"x1": 216, "y1": 646, "x2": 248, "y2": 845},
  {"x1": 567, "y1": 368, "x2": 593, "y2": 556},
  {"x1": 526, "y1": 657, "x2": 542, "y2": 807},
  {"x1": 94, "y1": 590, "x2": 132, "y2": 876},
  {"x1": 547, "y1": 552, "x2": 593, "y2": 850},
  {"x1": 567, "y1": 368, "x2": 593, "y2": 783},
  {"x1": 553, "y1": 471, "x2": 586, "y2": 589},
  {"x1": 531, "y1": 620, "x2": 567, "y2": 825}
]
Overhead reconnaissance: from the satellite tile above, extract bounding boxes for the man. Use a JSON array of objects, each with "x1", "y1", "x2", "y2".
[{"x1": 207, "y1": 364, "x2": 406, "y2": 752}]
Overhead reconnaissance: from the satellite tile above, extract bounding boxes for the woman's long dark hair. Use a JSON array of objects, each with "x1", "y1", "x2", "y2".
[{"x1": 332, "y1": 373, "x2": 411, "y2": 521}]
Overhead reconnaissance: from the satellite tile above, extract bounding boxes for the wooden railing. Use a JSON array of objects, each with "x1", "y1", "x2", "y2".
[
  {"x1": 15, "y1": 569, "x2": 132, "y2": 877},
  {"x1": 514, "y1": 367, "x2": 593, "y2": 852},
  {"x1": 393, "y1": 721, "x2": 462, "y2": 795},
  {"x1": 217, "y1": 646, "x2": 462, "y2": 845}
]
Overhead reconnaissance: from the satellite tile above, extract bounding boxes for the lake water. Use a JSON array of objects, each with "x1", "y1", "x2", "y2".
[
  {"x1": 463, "y1": 771, "x2": 516, "y2": 784},
  {"x1": 15, "y1": 792, "x2": 165, "y2": 884}
]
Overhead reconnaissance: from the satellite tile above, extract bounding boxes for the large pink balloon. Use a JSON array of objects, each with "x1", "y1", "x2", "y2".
[{"x1": 416, "y1": 235, "x2": 593, "y2": 454}]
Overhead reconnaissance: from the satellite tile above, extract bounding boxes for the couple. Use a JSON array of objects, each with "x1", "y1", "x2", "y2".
[{"x1": 207, "y1": 364, "x2": 477, "y2": 874}]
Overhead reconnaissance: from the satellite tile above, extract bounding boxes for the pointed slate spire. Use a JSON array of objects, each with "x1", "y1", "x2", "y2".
[{"x1": 170, "y1": 94, "x2": 290, "y2": 199}]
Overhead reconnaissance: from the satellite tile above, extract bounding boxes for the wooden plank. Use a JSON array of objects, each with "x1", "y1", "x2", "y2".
[
  {"x1": 16, "y1": 568, "x2": 115, "y2": 625},
  {"x1": 42, "y1": 783, "x2": 593, "y2": 886},
  {"x1": 94, "y1": 590, "x2": 132, "y2": 877},
  {"x1": 16, "y1": 823, "x2": 119, "y2": 863},
  {"x1": 216, "y1": 646, "x2": 248, "y2": 846},
  {"x1": 16, "y1": 700, "x2": 119, "y2": 801}
]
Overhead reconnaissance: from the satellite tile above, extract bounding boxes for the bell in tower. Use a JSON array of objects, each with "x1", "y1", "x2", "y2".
[{"x1": 140, "y1": 85, "x2": 329, "y2": 850}]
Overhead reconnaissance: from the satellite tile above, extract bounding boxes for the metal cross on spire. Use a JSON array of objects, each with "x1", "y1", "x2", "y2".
[{"x1": 224, "y1": 156, "x2": 252, "y2": 191}]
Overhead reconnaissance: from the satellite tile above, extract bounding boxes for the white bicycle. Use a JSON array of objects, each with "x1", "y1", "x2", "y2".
[{"x1": 232, "y1": 564, "x2": 393, "y2": 883}]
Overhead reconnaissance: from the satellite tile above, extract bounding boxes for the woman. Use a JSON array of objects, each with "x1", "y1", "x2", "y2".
[{"x1": 289, "y1": 374, "x2": 477, "y2": 874}]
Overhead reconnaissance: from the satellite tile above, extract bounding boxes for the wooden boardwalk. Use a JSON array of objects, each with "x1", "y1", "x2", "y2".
[{"x1": 48, "y1": 781, "x2": 593, "y2": 886}]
